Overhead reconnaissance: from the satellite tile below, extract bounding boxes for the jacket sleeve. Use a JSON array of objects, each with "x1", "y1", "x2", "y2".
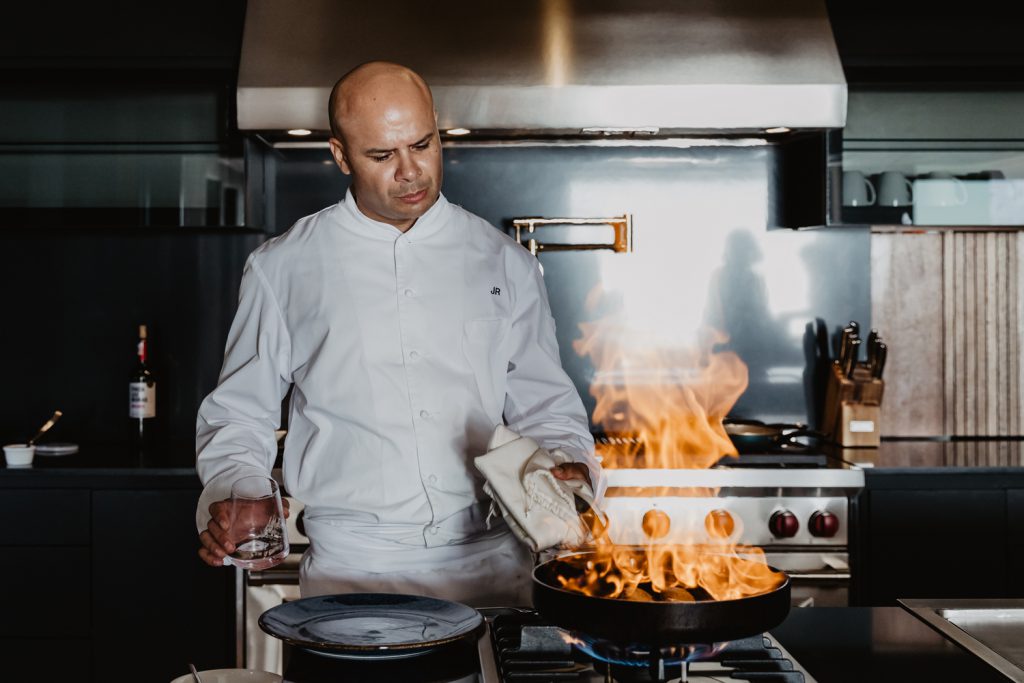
[
  {"x1": 502, "y1": 254, "x2": 605, "y2": 500},
  {"x1": 195, "y1": 254, "x2": 292, "y2": 532}
]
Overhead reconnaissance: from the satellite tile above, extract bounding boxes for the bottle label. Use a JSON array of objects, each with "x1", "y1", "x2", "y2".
[{"x1": 129, "y1": 382, "x2": 156, "y2": 418}]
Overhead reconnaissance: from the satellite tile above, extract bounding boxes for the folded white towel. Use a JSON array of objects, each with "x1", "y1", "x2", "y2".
[{"x1": 474, "y1": 425, "x2": 602, "y2": 552}]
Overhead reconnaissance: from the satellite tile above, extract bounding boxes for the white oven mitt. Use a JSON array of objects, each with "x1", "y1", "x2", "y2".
[{"x1": 474, "y1": 425, "x2": 602, "y2": 552}]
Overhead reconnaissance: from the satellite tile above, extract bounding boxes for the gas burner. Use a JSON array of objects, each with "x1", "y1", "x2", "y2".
[
  {"x1": 570, "y1": 631, "x2": 726, "y2": 682},
  {"x1": 594, "y1": 430, "x2": 835, "y2": 469},
  {"x1": 574, "y1": 634, "x2": 724, "y2": 665},
  {"x1": 713, "y1": 447, "x2": 831, "y2": 468},
  {"x1": 490, "y1": 610, "x2": 811, "y2": 683}
]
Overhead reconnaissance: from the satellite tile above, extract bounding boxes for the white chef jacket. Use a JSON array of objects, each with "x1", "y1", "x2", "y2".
[{"x1": 196, "y1": 189, "x2": 600, "y2": 588}]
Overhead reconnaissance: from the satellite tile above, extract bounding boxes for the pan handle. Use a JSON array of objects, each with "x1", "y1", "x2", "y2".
[{"x1": 786, "y1": 572, "x2": 851, "y2": 582}]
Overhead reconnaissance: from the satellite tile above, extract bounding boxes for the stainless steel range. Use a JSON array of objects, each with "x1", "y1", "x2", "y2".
[{"x1": 589, "y1": 446, "x2": 865, "y2": 608}]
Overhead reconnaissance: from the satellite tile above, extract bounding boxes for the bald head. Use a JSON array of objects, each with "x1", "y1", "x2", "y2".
[
  {"x1": 325, "y1": 61, "x2": 443, "y2": 231},
  {"x1": 328, "y1": 61, "x2": 434, "y2": 141}
]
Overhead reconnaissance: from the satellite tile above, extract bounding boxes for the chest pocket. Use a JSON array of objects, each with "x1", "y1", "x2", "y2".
[{"x1": 462, "y1": 318, "x2": 508, "y2": 421}]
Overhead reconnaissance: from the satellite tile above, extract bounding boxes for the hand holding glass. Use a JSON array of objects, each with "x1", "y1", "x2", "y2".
[{"x1": 222, "y1": 476, "x2": 289, "y2": 570}]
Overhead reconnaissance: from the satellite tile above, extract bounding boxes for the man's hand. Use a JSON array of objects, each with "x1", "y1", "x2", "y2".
[
  {"x1": 549, "y1": 462, "x2": 592, "y2": 488},
  {"x1": 198, "y1": 497, "x2": 290, "y2": 567}
]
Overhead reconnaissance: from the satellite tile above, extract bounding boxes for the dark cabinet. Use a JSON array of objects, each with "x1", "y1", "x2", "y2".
[
  {"x1": 0, "y1": 488, "x2": 92, "y2": 677},
  {"x1": 1009, "y1": 490, "x2": 1024, "y2": 589},
  {"x1": 92, "y1": 489, "x2": 232, "y2": 682},
  {"x1": 0, "y1": 473, "x2": 233, "y2": 682},
  {"x1": 857, "y1": 475, "x2": 1024, "y2": 606}
]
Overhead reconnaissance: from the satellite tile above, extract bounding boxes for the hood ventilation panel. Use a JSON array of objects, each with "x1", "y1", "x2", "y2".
[{"x1": 237, "y1": 0, "x2": 846, "y2": 136}]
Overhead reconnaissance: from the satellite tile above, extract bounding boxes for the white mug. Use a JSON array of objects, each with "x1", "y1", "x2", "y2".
[
  {"x1": 842, "y1": 171, "x2": 876, "y2": 207},
  {"x1": 877, "y1": 171, "x2": 914, "y2": 207},
  {"x1": 915, "y1": 171, "x2": 968, "y2": 207}
]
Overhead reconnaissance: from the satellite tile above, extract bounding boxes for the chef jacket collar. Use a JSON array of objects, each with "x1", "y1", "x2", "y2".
[{"x1": 337, "y1": 187, "x2": 451, "y2": 243}]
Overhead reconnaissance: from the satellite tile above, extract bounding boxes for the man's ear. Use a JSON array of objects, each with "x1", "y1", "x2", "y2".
[{"x1": 328, "y1": 137, "x2": 352, "y2": 175}]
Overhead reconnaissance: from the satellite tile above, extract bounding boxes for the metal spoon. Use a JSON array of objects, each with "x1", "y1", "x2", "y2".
[
  {"x1": 189, "y1": 663, "x2": 203, "y2": 683},
  {"x1": 26, "y1": 410, "x2": 62, "y2": 447}
]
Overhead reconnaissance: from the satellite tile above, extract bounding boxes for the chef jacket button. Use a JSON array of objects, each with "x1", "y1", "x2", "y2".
[
  {"x1": 404, "y1": 288, "x2": 414, "y2": 297},
  {"x1": 419, "y1": 410, "x2": 430, "y2": 419},
  {"x1": 428, "y1": 526, "x2": 439, "y2": 535},
  {"x1": 428, "y1": 474, "x2": 438, "y2": 484},
  {"x1": 409, "y1": 350, "x2": 420, "y2": 360}
]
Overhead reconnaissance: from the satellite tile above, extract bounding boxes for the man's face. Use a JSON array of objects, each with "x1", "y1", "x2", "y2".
[{"x1": 328, "y1": 90, "x2": 443, "y2": 231}]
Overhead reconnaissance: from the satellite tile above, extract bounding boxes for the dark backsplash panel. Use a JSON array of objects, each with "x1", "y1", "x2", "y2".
[
  {"x1": 261, "y1": 141, "x2": 871, "y2": 427},
  {"x1": 0, "y1": 228, "x2": 263, "y2": 462}
]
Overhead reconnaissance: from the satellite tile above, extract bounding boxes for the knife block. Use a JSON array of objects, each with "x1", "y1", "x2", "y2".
[{"x1": 822, "y1": 362, "x2": 884, "y2": 447}]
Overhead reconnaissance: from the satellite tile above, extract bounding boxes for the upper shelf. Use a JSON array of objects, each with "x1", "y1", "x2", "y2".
[{"x1": 833, "y1": 90, "x2": 1024, "y2": 228}]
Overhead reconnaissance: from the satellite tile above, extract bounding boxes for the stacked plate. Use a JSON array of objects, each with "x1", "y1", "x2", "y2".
[{"x1": 35, "y1": 443, "x2": 79, "y2": 456}]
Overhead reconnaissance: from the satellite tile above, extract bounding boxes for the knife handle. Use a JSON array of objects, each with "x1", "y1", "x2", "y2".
[
  {"x1": 840, "y1": 326, "x2": 855, "y2": 366},
  {"x1": 873, "y1": 342, "x2": 887, "y2": 379},
  {"x1": 845, "y1": 338, "x2": 861, "y2": 378}
]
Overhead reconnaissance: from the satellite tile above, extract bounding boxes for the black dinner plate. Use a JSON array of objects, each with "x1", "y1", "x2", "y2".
[{"x1": 258, "y1": 593, "x2": 484, "y2": 659}]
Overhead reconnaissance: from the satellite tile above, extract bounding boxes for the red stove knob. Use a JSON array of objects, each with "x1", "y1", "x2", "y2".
[
  {"x1": 809, "y1": 510, "x2": 840, "y2": 538},
  {"x1": 769, "y1": 510, "x2": 799, "y2": 538}
]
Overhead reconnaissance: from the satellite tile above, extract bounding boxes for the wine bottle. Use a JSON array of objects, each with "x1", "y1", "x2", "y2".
[{"x1": 129, "y1": 324, "x2": 156, "y2": 458}]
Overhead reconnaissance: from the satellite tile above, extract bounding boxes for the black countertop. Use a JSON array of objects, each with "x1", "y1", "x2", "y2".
[
  {"x1": 0, "y1": 443, "x2": 200, "y2": 487},
  {"x1": 772, "y1": 606, "x2": 1009, "y2": 682},
  {"x1": 828, "y1": 437, "x2": 1024, "y2": 473},
  {"x1": 5, "y1": 437, "x2": 1023, "y2": 486}
]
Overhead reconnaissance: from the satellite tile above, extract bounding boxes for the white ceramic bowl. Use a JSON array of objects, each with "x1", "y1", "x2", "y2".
[
  {"x1": 169, "y1": 670, "x2": 281, "y2": 683},
  {"x1": 3, "y1": 444, "x2": 34, "y2": 467}
]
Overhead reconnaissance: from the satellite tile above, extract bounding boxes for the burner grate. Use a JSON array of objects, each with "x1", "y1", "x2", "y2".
[
  {"x1": 490, "y1": 611, "x2": 806, "y2": 682},
  {"x1": 594, "y1": 432, "x2": 832, "y2": 470}
]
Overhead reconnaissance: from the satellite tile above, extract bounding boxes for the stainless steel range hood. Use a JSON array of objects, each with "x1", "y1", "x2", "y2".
[{"x1": 237, "y1": 0, "x2": 847, "y2": 136}]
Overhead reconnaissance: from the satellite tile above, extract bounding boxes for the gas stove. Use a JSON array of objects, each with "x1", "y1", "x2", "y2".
[
  {"x1": 279, "y1": 607, "x2": 816, "y2": 682},
  {"x1": 487, "y1": 607, "x2": 817, "y2": 682}
]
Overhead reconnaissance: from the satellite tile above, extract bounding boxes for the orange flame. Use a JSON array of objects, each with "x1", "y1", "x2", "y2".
[
  {"x1": 564, "y1": 286, "x2": 784, "y2": 602},
  {"x1": 573, "y1": 303, "x2": 747, "y2": 469}
]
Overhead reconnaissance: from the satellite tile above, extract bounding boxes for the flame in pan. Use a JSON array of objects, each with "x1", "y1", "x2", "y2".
[{"x1": 553, "y1": 543, "x2": 783, "y2": 602}]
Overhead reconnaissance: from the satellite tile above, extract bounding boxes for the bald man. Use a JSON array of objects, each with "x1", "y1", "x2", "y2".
[{"x1": 195, "y1": 62, "x2": 600, "y2": 606}]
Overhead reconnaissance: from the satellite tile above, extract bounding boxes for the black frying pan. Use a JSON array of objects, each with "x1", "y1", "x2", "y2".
[
  {"x1": 532, "y1": 549, "x2": 790, "y2": 646},
  {"x1": 722, "y1": 418, "x2": 822, "y2": 454}
]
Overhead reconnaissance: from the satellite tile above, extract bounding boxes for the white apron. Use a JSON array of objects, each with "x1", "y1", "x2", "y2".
[{"x1": 298, "y1": 517, "x2": 535, "y2": 607}]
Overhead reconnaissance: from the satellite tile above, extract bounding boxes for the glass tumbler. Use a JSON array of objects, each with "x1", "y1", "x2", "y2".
[{"x1": 222, "y1": 475, "x2": 289, "y2": 570}]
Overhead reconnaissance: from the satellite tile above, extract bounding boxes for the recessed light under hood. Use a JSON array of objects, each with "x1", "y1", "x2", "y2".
[{"x1": 237, "y1": 0, "x2": 847, "y2": 137}]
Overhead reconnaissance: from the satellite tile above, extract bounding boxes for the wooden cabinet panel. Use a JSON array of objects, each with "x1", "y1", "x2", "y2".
[
  {"x1": 0, "y1": 546, "x2": 90, "y2": 636},
  {"x1": 871, "y1": 232, "x2": 944, "y2": 436},
  {"x1": 0, "y1": 489, "x2": 89, "y2": 545},
  {"x1": 871, "y1": 231, "x2": 1024, "y2": 444}
]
